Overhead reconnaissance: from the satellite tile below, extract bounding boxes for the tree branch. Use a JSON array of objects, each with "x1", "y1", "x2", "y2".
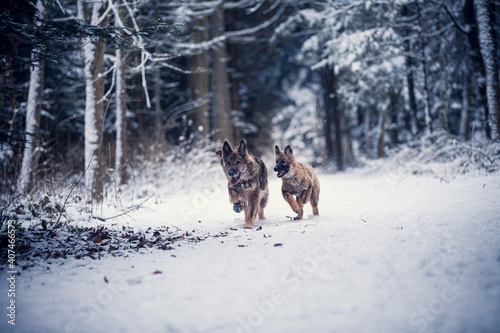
[{"x1": 440, "y1": 2, "x2": 470, "y2": 35}]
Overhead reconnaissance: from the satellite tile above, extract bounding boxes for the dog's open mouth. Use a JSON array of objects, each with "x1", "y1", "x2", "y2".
[
  {"x1": 230, "y1": 175, "x2": 241, "y2": 185},
  {"x1": 276, "y1": 170, "x2": 287, "y2": 178},
  {"x1": 229, "y1": 171, "x2": 242, "y2": 185}
]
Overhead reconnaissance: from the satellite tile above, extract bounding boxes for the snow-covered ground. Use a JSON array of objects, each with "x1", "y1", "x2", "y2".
[{"x1": 2, "y1": 166, "x2": 500, "y2": 333}]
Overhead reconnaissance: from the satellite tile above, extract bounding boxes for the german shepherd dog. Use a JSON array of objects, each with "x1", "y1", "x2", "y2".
[
  {"x1": 274, "y1": 145, "x2": 320, "y2": 220},
  {"x1": 217, "y1": 140, "x2": 269, "y2": 228}
]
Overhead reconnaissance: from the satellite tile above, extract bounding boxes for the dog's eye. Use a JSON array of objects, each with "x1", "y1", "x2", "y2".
[
  {"x1": 281, "y1": 160, "x2": 286, "y2": 165},
  {"x1": 235, "y1": 161, "x2": 240, "y2": 165}
]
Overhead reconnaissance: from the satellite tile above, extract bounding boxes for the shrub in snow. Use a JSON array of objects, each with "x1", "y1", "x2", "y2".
[
  {"x1": 363, "y1": 131, "x2": 500, "y2": 180},
  {"x1": 1, "y1": 140, "x2": 226, "y2": 232},
  {"x1": 121, "y1": 139, "x2": 226, "y2": 202},
  {"x1": 0, "y1": 187, "x2": 82, "y2": 232}
]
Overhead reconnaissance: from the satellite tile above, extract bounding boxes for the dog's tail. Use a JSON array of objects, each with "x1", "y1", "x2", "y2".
[{"x1": 255, "y1": 156, "x2": 268, "y2": 191}]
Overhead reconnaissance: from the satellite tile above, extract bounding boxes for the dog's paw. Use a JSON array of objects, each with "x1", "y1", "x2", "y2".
[{"x1": 233, "y1": 202, "x2": 243, "y2": 213}]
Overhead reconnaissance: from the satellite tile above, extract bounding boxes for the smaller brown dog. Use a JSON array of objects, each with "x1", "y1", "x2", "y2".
[
  {"x1": 217, "y1": 140, "x2": 269, "y2": 228},
  {"x1": 274, "y1": 145, "x2": 320, "y2": 220}
]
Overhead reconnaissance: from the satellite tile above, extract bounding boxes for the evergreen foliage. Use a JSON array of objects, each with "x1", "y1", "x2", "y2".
[{"x1": 1, "y1": 0, "x2": 499, "y2": 199}]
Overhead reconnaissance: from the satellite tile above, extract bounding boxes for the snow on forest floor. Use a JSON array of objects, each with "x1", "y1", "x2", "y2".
[{"x1": 1, "y1": 166, "x2": 500, "y2": 333}]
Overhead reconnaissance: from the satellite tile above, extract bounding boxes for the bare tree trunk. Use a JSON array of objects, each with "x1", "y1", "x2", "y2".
[
  {"x1": 459, "y1": 70, "x2": 473, "y2": 141},
  {"x1": 93, "y1": 11, "x2": 107, "y2": 200},
  {"x1": 416, "y1": 2, "x2": 432, "y2": 135},
  {"x1": 377, "y1": 107, "x2": 388, "y2": 159},
  {"x1": 189, "y1": 11, "x2": 210, "y2": 139},
  {"x1": 18, "y1": 0, "x2": 46, "y2": 193},
  {"x1": 115, "y1": 1, "x2": 128, "y2": 185},
  {"x1": 154, "y1": 64, "x2": 163, "y2": 144},
  {"x1": 421, "y1": 58, "x2": 432, "y2": 135},
  {"x1": 438, "y1": 78, "x2": 449, "y2": 132},
  {"x1": 18, "y1": 59, "x2": 43, "y2": 193},
  {"x1": 225, "y1": 10, "x2": 243, "y2": 142},
  {"x1": 211, "y1": 5, "x2": 233, "y2": 143},
  {"x1": 131, "y1": 56, "x2": 146, "y2": 141},
  {"x1": 79, "y1": 0, "x2": 107, "y2": 203},
  {"x1": 321, "y1": 68, "x2": 334, "y2": 168},
  {"x1": 331, "y1": 70, "x2": 343, "y2": 171},
  {"x1": 464, "y1": 0, "x2": 492, "y2": 138},
  {"x1": 364, "y1": 106, "x2": 374, "y2": 158},
  {"x1": 153, "y1": 0, "x2": 164, "y2": 145},
  {"x1": 405, "y1": 42, "x2": 419, "y2": 136},
  {"x1": 401, "y1": 4, "x2": 419, "y2": 136},
  {"x1": 321, "y1": 66, "x2": 343, "y2": 170},
  {"x1": 475, "y1": 0, "x2": 500, "y2": 140},
  {"x1": 389, "y1": 91, "x2": 400, "y2": 145}
]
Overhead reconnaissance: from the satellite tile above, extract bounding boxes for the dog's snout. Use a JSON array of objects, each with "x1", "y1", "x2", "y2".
[{"x1": 228, "y1": 169, "x2": 235, "y2": 176}]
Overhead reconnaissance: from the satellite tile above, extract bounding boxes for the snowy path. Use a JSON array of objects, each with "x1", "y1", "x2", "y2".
[{"x1": 2, "y1": 170, "x2": 500, "y2": 333}]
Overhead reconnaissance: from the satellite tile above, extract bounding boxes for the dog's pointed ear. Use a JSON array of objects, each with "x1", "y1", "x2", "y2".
[
  {"x1": 284, "y1": 145, "x2": 294, "y2": 159},
  {"x1": 275, "y1": 145, "x2": 281, "y2": 156},
  {"x1": 222, "y1": 141, "x2": 232, "y2": 157},
  {"x1": 238, "y1": 139, "x2": 247, "y2": 156}
]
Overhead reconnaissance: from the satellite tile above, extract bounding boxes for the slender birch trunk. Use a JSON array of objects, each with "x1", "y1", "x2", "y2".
[
  {"x1": 18, "y1": 0, "x2": 46, "y2": 193},
  {"x1": 18, "y1": 61, "x2": 42, "y2": 193},
  {"x1": 114, "y1": 0, "x2": 128, "y2": 184},
  {"x1": 475, "y1": 0, "x2": 500, "y2": 140},
  {"x1": 79, "y1": 0, "x2": 106, "y2": 202}
]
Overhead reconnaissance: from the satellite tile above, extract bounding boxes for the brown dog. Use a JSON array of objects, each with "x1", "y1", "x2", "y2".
[
  {"x1": 274, "y1": 145, "x2": 320, "y2": 220},
  {"x1": 217, "y1": 140, "x2": 269, "y2": 228}
]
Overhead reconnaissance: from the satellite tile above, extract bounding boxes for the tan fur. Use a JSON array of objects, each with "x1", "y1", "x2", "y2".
[
  {"x1": 274, "y1": 145, "x2": 320, "y2": 220},
  {"x1": 218, "y1": 140, "x2": 269, "y2": 228}
]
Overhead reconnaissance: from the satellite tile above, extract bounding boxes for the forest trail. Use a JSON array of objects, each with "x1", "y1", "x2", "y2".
[{"x1": 2, "y1": 170, "x2": 500, "y2": 333}]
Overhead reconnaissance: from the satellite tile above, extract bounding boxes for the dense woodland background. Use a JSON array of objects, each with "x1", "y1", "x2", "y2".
[{"x1": 1, "y1": 0, "x2": 500, "y2": 204}]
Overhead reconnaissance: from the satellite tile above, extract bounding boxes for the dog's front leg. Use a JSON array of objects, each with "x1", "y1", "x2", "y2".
[
  {"x1": 228, "y1": 188, "x2": 244, "y2": 213},
  {"x1": 283, "y1": 191, "x2": 301, "y2": 218},
  {"x1": 228, "y1": 188, "x2": 239, "y2": 203}
]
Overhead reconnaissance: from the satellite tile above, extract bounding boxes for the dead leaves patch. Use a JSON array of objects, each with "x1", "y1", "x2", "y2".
[{"x1": 2, "y1": 226, "x2": 208, "y2": 266}]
